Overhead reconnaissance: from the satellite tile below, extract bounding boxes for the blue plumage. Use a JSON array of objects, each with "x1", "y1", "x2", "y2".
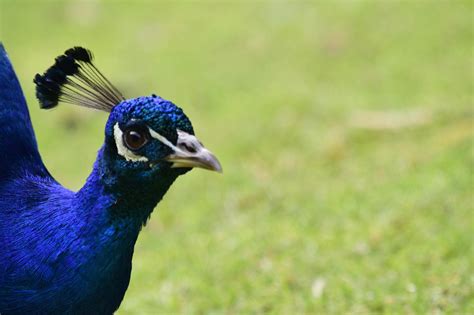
[{"x1": 0, "y1": 45, "x2": 221, "y2": 314}]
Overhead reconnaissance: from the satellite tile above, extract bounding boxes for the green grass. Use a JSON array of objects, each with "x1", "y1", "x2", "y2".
[{"x1": 1, "y1": 0, "x2": 472, "y2": 313}]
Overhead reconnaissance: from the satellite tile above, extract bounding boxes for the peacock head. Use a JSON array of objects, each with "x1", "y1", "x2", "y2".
[
  {"x1": 34, "y1": 47, "x2": 221, "y2": 187},
  {"x1": 104, "y1": 95, "x2": 221, "y2": 179}
]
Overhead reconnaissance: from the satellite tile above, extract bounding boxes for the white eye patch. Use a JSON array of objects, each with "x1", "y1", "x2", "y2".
[
  {"x1": 148, "y1": 128, "x2": 186, "y2": 155},
  {"x1": 114, "y1": 123, "x2": 186, "y2": 163},
  {"x1": 113, "y1": 123, "x2": 149, "y2": 162}
]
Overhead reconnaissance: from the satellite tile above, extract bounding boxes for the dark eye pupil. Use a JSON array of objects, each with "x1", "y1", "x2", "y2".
[{"x1": 124, "y1": 129, "x2": 148, "y2": 150}]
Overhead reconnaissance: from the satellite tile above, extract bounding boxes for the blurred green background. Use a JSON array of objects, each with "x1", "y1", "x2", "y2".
[{"x1": 1, "y1": 0, "x2": 472, "y2": 314}]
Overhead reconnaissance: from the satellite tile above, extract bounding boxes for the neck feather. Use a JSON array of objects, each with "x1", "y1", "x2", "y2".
[{"x1": 77, "y1": 146, "x2": 178, "y2": 227}]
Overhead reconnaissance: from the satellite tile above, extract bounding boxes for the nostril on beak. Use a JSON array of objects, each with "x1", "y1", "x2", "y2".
[{"x1": 180, "y1": 143, "x2": 197, "y2": 153}]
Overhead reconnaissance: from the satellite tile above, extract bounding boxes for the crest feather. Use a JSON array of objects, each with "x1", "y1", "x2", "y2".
[{"x1": 34, "y1": 47, "x2": 124, "y2": 112}]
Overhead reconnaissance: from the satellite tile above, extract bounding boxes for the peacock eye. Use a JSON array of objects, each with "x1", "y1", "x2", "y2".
[{"x1": 123, "y1": 126, "x2": 149, "y2": 151}]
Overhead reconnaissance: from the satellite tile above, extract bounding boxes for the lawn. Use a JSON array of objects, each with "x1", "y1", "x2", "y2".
[{"x1": 1, "y1": 0, "x2": 472, "y2": 314}]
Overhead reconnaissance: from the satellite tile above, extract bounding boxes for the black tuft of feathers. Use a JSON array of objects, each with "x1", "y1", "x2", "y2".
[
  {"x1": 65, "y1": 47, "x2": 93, "y2": 63},
  {"x1": 34, "y1": 74, "x2": 60, "y2": 109},
  {"x1": 54, "y1": 55, "x2": 79, "y2": 76},
  {"x1": 44, "y1": 67, "x2": 67, "y2": 85},
  {"x1": 34, "y1": 47, "x2": 124, "y2": 112}
]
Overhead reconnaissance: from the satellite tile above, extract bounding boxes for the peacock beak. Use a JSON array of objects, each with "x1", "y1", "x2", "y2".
[{"x1": 163, "y1": 130, "x2": 222, "y2": 173}]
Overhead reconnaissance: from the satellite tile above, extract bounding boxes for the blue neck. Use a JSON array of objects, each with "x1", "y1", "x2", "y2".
[
  {"x1": 79, "y1": 146, "x2": 179, "y2": 226},
  {"x1": 57, "y1": 146, "x2": 180, "y2": 312}
]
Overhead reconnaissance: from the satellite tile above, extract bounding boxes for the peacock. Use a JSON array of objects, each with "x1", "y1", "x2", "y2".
[{"x1": 0, "y1": 44, "x2": 221, "y2": 314}]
